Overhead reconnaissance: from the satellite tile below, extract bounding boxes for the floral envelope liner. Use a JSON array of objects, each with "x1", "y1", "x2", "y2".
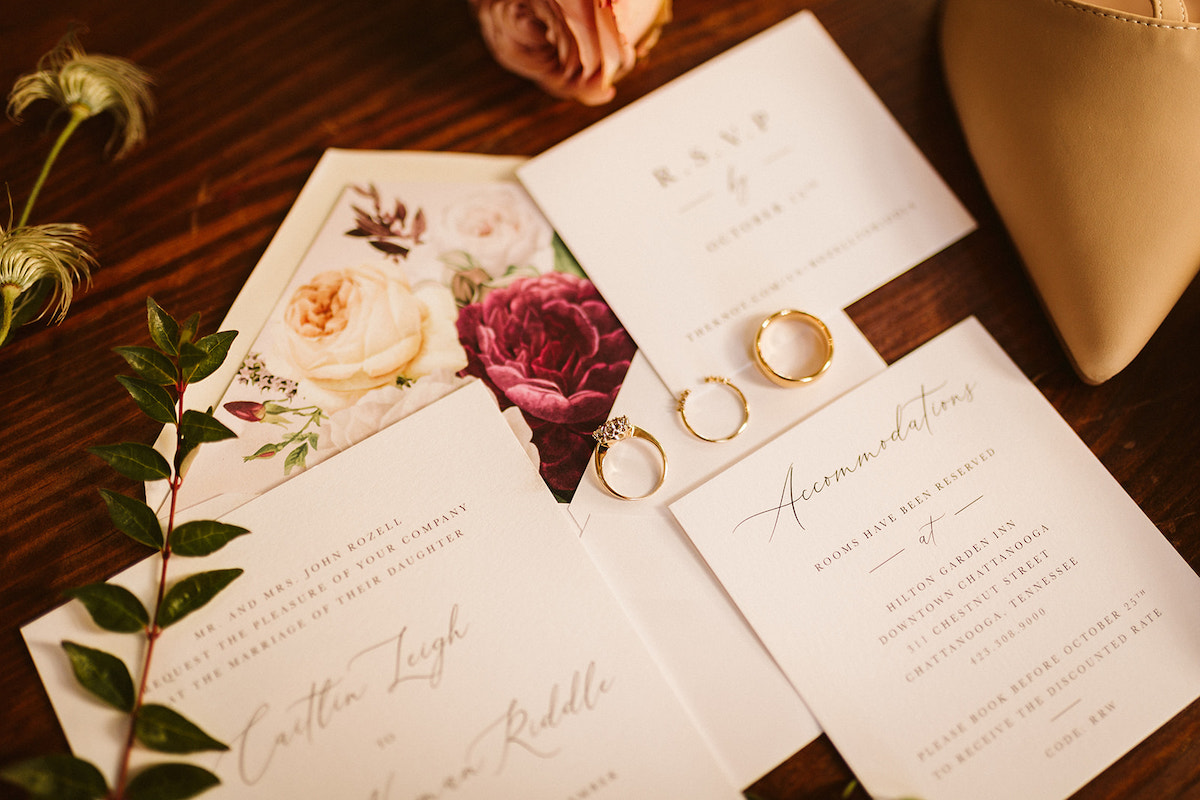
[{"x1": 182, "y1": 180, "x2": 635, "y2": 507}]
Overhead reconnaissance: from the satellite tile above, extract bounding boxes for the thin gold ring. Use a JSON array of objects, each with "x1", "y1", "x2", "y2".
[
  {"x1": 592, "y1": 416, "x2": 667, "y2": 500},
  {"x1": 753, "y1": 309, "x2": 834, "y2": 387},
  {"x1": 677, "y1": 376, "x2": 749, "y2": 443}
]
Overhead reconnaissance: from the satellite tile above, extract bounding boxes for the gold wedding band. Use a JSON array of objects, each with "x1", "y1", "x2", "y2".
[
  {"x1": 753, "y1": 309, "x2": 834, "y2": 387},
  {"x1": 592, "y1": 416, "x2": 667, "y2": 500},
  {"x1": 677, "y1": 376, "x2": 749, "y2": 443}
]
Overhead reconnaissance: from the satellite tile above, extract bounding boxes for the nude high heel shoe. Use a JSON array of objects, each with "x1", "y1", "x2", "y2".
[{"x1": 940, "y1": 0, "x2": 1200, "y2": 383}]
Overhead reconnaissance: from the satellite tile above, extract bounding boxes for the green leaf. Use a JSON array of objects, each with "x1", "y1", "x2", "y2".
[
  {"x1": 0, "y1": 754, "x2": 108, "y2": 799},
  {"x1": 552, "y1": 232, "x2": 587, "y2": 278},
  {"x1": 63, "y1": 583, "x2": 149, "y2": 633},
  {"x1": 135, "y1": 704, "x2": 229, "y2": 754},
  {"x1": 176, "y1": 341, "x2": 207, "y2": 386},
  {"x1": 113, "y1": 346, "x2": 177, "y2": 386},
  {"x1": 179, "y1": 410, "x2": 236, "y2": 445},
  {"x1": 180, "y1": 312, "x2": 201, "y2": 345},
  {"x1": 158, "y1": 569, "x2": 242, "y2": 628},
  {"x1": 89, "y1": 443, "x2": 172, "y2": 482},
  {"x1": 176, "y1": 409, "x2": 237, "y2": 468},
  {"x1": 125, "y1": 763, "x2": 220, "y2": 800},
  {"x1": 147, "y1": 297, "x2": 181, "y2": 356},
  {"x1": 283, "y1": 441, "x2": 308, "y2": 475},
  {"x1": 243, "y1": 442, "x2": 278, "y2": 461},
  {"x1": 98, "y1": 489, "x2": 164, "y2": 549},
  {"x1": 171, "y1": 520, "x2": 250, "y2": 557},
  {"x1": 6, "y1": 279, "x2": 53, "y2": 334},
  {"x1": 117, "y1": 375, "x2": 178, "y2": 426},
  {"x1": 61, "y1": 641, "x2": 134, "y2": 712},
  {"x1": 189, "y1": 330, "x2": 238, "y2": 383}
]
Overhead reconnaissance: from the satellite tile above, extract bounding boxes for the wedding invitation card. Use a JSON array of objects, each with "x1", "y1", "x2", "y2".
[
  {"x1": 669, "y1": 318, "x2": 1200, "y2": 800},
  {"x1": 519, "y1": 11, "x2": 975, "y2": 394},
  {"x1": 24, "y1": 381, "x2": 741, "y2": 799}
]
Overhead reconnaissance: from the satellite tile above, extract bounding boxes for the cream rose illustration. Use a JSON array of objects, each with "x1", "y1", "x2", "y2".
[{"x1": 278, "y1": 263, "x2": 466, "y2": 402}]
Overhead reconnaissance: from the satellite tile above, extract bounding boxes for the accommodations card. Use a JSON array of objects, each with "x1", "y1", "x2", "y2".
[
  {"x1": 24, "y1": 381, "x2": 741, "y2": 799},
  {"x1": 519, "y1": 11, "x2": 975, "y2": 394},
  {"x1": 670, "y1": 318, "x2": 1200, "y2": 800}
]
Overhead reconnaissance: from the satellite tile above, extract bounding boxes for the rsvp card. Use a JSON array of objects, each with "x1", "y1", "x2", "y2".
[
  {"x1": 670, "y1": 319, "x2": 1200, "y2": 800},
  {"x1": 519, "y1": 11, "x2": 975, "y2": 394},
  {"x1": 24, "y1": 381, "x2": 741, "y2": 799}
]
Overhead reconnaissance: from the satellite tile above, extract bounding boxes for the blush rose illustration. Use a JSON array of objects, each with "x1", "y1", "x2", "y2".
[
  {"x1": 432, "y1": 184, "x2": 553, "y2": 278},
  {"x1": 456, "y1": 272, "x2": 635, "y2": 495}
]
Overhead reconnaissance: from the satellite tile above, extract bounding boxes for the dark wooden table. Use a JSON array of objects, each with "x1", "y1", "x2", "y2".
[{"x1": 2, "y1": 1, "x2": 1198, "y2": 798}]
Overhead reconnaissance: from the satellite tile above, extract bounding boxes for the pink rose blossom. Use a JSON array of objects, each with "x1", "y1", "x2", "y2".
[{"x1": 470, "y1": 0, "x2": 672, "y2": 105}]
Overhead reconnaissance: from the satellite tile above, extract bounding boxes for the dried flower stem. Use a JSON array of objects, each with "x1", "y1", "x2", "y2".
[
  {"x1": 1, "y1": 29, "x2": 154, "y2": 346},
  {"x1": 1, "y1": 106, "x2": 87, "y2": 345},
  {"x1": 0, "y1": 284, "x2": 20, "y2": 344},
  {"x1": 18, "y1": 105, "x2": 87, "y2": 228}
]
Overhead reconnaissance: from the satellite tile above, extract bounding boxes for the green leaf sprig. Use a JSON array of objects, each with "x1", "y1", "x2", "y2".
[{"x1": 1, "y1": 298, "x2": 243, "y2": 800}]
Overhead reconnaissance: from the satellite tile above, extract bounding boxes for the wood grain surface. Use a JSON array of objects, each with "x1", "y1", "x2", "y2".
[{"x1": 2, "y1": 1, "x2": 1198, "y2": 798}]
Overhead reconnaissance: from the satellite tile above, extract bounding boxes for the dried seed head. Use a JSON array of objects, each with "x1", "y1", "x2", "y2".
[
  {"x1": 7, "y1": 29, "x2": 154, "y2": 158},
  {"x1": 0, "y1": 222, "x2": 95, "y2": 324}
]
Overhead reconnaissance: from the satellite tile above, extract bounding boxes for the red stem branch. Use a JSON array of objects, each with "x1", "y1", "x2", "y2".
[{"x1": 110, "y1": 381, "x2": 187, "y2": 799}]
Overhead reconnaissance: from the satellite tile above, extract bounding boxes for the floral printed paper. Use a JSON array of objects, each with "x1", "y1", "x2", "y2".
[{"x1": 177, "y1": 178, "x2": 634, "y2": 514}]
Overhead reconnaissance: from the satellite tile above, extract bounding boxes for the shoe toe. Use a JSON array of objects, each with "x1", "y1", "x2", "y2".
[{"x1": 941, "y1": 0, "x2": 1200, "y2": 383}]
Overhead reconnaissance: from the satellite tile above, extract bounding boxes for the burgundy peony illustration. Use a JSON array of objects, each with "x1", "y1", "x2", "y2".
[{"x1": 456, "y1": 272, "x2": 636, "y2": 496}]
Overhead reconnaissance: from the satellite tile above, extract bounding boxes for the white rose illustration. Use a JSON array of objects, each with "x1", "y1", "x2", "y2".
[
  {"x1": 433, "y1": 184, "x2": 553, "y2": 277},
  {"x1": 310, "y1": 374, "x2": 540, "y2": 471},
  {"x1": 321, "y1": 371, "x2": 469, "y2": 452},
  {"x1": 279, "y1": 263, "x2": 466, "y2": 404}
]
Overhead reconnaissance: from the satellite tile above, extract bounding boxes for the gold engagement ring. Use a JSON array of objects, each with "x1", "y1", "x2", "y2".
[{"x1": 592, "y1": 416, "x2": 668, "y2": 500}]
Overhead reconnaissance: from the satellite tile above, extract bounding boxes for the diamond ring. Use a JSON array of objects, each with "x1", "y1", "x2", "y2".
[{"x1": 591, "y1": 416, "x2": 667, "y2": 500}]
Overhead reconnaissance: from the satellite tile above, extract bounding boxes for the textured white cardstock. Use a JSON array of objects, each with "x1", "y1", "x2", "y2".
[
  {"x1": 25, "y1": 381, "x2": 742, "y2": 799},
  {"x1": 671, "y1": 318, "x2": 1200, "y2": 800},
  {"x1": 520, "y1": 11, "x2": 974, "y2": 394},
  {"x1": 566, "y1": 314, "x2": 884, "y2": 783}
]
